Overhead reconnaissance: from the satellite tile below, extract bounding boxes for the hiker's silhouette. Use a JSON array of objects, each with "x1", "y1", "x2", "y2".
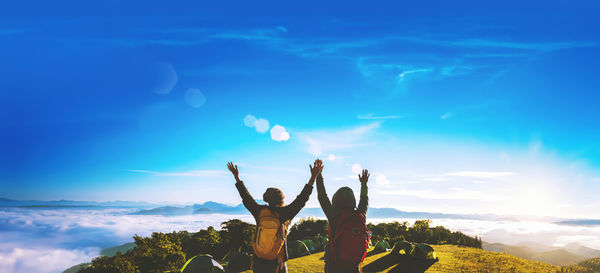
[
  {"x1": 317, "y1": 167, "x2": 370, "y2": 273},
  {"x1": 228, "y1": 160, "x2": 323, "y2": 273}
]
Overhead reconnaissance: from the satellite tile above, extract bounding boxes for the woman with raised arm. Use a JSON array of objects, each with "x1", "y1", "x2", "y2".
[
  {"x1": 317, "y1": 168, "x2": 370, "y2": 273},
  {"x1": 227, "y1": 159, "x2": 323, "y2": 273}
]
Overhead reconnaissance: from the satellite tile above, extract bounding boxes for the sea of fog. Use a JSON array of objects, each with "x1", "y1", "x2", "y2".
[{"x1": 1, "y1": 207, "x2": 600, "y2": 273}]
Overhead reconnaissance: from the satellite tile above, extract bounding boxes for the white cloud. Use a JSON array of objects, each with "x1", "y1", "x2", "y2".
[
  {"x1": 396, "y1": 68, "x2": 434, "y2": 81},
  {"x1": 128, "y1": 169, "x2": 227, "y2": 177},
  {"x1": 441, "y1": 112, "x2": 453, "y2": 119},
  {"x1": 254, "y1": 118, "x2": 270, "y2": 133},
  {"x1": 351, "y1": 163, "x2": 362, "y2": 174},
  {"x1": 376, "y1": 174, "x2": 390, "y2": 185},
  {"x1": 298, "y1": 122, "x2": 380, "y2": 156},
  {"x1": 554, "y1": 235, "x2": 599, "y2": 247},
  {"x1": 270, "y1": 125, "x2": 290, "y2": 142},
  {"x1": 528, "y1": 139, "x2": 543, "y2": 155},
  {"x1": 328, "y1": 154, "x2": 336, "y2": 161},
  {"x1": 0, "y1": 247, "x2": 98, "y2": 273},
  {"x1": 377, "y1": 188, "x2": 502, "y2": 201},
  {"x1": 275, "y1": 26, "x2": 288, "y2": 33},
  {"x1": 0, "y1": 207, "x2": 256, "y2": 273},
  {"x1": 184, "y1": 88, "x2": 206, "y2": 108},
  {"x1": 357, "y1": 114, "x2": 401, "y2": 120},
  {"x1": 332, "y1": 175, "x2": 358, "y2": 181},
  {"x1": 445, "y1": 171, "x2": 517, "y2": 178},
  {"x1": 243, "y1": 114, "x2": 257, "y2": 127}
]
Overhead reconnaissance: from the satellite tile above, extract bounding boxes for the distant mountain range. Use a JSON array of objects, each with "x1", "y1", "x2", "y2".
[
  {"x1": 131, "y1": 201, "x2": 248, "y2": 215},
  {"x1": 483, "y1": 241, "x2": 600, "y2": 266},
  {"x1": 556, "y1": 219, "x2": 600, "y2": 226},
  {"x1": 3, "y1": 197, "x2": 600, "y2": 227},
  {"x1": 0, "y1": 197, "x2": 158, "y2": 208},
  {"x1": 129, "y1": 200, "x2": 487, "y2": 219}
]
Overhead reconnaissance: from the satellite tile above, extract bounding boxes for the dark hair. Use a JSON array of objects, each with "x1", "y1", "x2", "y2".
[{"x1": 263, "y1": 188, "x2": 285, "y2": 207}]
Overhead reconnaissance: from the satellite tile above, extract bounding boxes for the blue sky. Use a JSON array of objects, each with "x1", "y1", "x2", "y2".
[{"x1": 1, "y1": 0, "x2": 600, "y2": 217}]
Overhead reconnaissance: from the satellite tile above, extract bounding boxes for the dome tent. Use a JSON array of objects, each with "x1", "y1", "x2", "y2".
[
  {"x1": 312, "y1": 235, "x2": 328, "y2": 251},
  {"x1": 302, "y1": 239, "x2": 316, "y2": 252},
  {"x1": 374, "y1": 240, "x2": 391, "y2": 253},
  {"x1": 288, "y1": 240, "x2": 311, "y2": 258},
  {"x1": 363, "y1": 242, "x2": 438, "y2": 273},
  {"x1": 181, "y1": 254, "x2": 225, "y2": 273},
  {"x1": 391, "y1": 240, "x2": 414, "y2": 255},
  {"x1": 411, "y1": 243, "x2": 437, "y2": 260}
]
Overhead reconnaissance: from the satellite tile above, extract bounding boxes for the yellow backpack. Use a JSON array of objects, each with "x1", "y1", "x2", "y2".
[{"x1": 253, "y1": 208, "x2": 287, "y2": 260}]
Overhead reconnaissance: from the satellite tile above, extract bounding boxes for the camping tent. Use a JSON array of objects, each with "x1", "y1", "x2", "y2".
[
  {"x1": 411, "y1": 243, "x2": 437, "y2": 260},
  {"x1": 374, "y1": 240, "x2": 391, "y2": 253},
  {"x1": 288, "y1": 240, "x2": 311, "y2": 258},
  {"x1": 302, "y1": 239, "x2": 316, "y2": 252},
  {"x1": 224, "y1": 251, "x2": 251, "y2": 272},
  {"x1": 391, "y1": 241, "x2": 414, "y2": 255},
  {"x1": 312, "y1": 235, "x2": 328, "y2": 251},
  {"x1": 181, "y1": 254, "x2": 225, "y2": 273}
]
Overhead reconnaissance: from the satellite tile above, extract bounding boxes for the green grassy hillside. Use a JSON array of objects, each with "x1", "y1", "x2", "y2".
[
  {"x1": 100, "y1": 242, "x2": 136, "y2": 257},
  {"x1": 241, "y1": 245, "x2": 600, "y2": 273}
]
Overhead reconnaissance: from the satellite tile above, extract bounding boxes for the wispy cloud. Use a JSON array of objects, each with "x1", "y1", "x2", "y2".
[
  {"x1": 298, "y1": 122, "x2": 381, "y2": 156},
  {"x1": 445, "y1": 171, "x2": 517, "y2": 178},
  {"x1": 395, "y1": 36, "x2": 597, "y2": 52},
  {"x1": 235, "y1": 163, "x2": 304, "y2": 174},
  {"x1": 357, "y1": 114, "x2": 401, "y2": 120},
  {"x1": 128, "y1": 169, "x2": 227, "y2": 177},
  {"x1": 396, "y1": 67, "x2": 434, "y2": 81},
  {"x1": 376, "y1": 188, "x2": 502, "y2": 201},
  {"x1": 376, "y1": 174, "x2": 391, "y2": 185},
  {"x1": 440, "y1": 112, "x2": 453, "y2": 120},
  {"x1": 333, "y1": 175, "x2": 359, "y2": 181},
  {"x1": 445, "y1": 39, "x2": 597, "y2": 52},
  {"x1": 209, "y1": 26, "x2": 288, "y2": 42}
]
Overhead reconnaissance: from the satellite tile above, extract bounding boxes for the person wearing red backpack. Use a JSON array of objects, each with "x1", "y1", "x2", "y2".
[
  {"x1": 317, "y1": 168, "x2": 370, "y2": 273},
  {"x1": 227, "y1": 159, "x2": 324, "y2": 273}
]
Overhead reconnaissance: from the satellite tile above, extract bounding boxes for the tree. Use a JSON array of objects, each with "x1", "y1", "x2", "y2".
[
  {"x1": 183, "y1": 226, "x2": 223, "y2": 258},
  {"x1": 288, "y1": 218, "x2": 328, "y2": 241},
  {"x1": 79, "y1": 253, "x2": 138, "y2": 273},
  {"x1": 129, "y1": 232, "x2": 187, "y2": 273},
  {"x1": 220, "y1": 219, "x2": 255, "y2": 253}
]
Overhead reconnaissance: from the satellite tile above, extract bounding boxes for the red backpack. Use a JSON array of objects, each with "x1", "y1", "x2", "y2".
[{"x1": 329, "y1": 210, "x2": 371, "y2": 267}]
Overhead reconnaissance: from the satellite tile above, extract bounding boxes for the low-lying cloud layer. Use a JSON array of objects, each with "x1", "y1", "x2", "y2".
[
  {"x1": 0, "y1": 207, "x2": 253, "y2": 273},
  {"x1": 3, "y1": 206, "x2": 600, "y2": 273}
]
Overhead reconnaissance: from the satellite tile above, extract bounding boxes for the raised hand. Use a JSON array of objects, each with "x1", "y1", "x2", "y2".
[
  {"x1": 309, "y1": 159, "x2": 324, "y2": 179},
  {"x1": 227, "y1": 162, "x2": 241, "y2": 182},
  {"x1": 358, "y1": 169, "x2": 370, "y2": 183}
]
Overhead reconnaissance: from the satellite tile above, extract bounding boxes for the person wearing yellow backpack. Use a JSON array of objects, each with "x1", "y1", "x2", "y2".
[{"x1": 227, "y1": 159, "x2": 323, "y2": 273}]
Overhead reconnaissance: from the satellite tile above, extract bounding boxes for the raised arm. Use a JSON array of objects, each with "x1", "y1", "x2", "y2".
[
  {"x1": 283, "y1": 159, "x2": 322, "y2": 220},
  {"x1": 316, "y1": 170, "x2": 333, "y2": 221},
  {"x1": 357, "y1": 169, "x2": 369, "y2": 215},
  {"x1": 228, "y1": 162, "x2": 260, "y2": 216}
]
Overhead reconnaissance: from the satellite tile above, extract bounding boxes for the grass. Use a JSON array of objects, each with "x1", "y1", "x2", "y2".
[{"x1": 240, "y1": 245, "x2": 600, "y2": 273}]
